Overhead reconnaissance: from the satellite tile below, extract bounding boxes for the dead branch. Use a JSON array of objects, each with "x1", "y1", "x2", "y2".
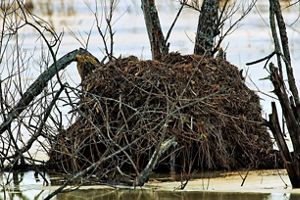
[
  {"x1": 165, "y1": 3, "x2": 185, "y2": 44},
  {"x1": 9, "y1": 86, "x2": 65, "y2": 164},
  {"x1": 135, "y1": 136, "x2": 177, "y2": 186},
  {"x1": 44, "y1": 137, "x2": 141, "y2": 200},
  {"x1": 264, "y1": 0, "x2": 300, "y2": 188},
  {"x1": 268, "y1": 103, "x2": 292, "y2": 163},
  {"x1": 270, "y1": 0, "x2": 300, "y2": 112},
  {"x1": 269, "y1": 63, "x2": 300, "y2": 155},
  {"x1": 212, "y1": 0, "x2": 257, "y2": 56},
  {"x1": 267, "y1": 102, "x2": 300, "y2": 188},
  {"x1": 0, "y1": 48, "x2": 92, "y2": 135},
  {"x1": 93, "y1": 0, "x2": 117, "y2": 61},
  {"x1": 269, "y1": 2, "x2": 283, "y2": 75},
  {"x1": 246, "y1": 52, "x2": 276, "y2": 66}
]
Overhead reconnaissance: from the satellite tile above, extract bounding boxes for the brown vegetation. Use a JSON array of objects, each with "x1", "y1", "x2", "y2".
[{"x1": 47, "y1": 53, "x2": 274, "y2": 183}]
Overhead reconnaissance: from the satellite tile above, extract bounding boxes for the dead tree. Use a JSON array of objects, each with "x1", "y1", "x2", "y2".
[
  {"x1": 141, "y1": 0, "x2": 219, "y2": 59},
  {"x1": 262, "y1": 0, "x2": 300, "y2": 188},
  {"x1": 141, "y1": 0, "x2": 168, "y2": 60},
  {"x1": 194, "y1": 0, "x2": 219, "y2": 56},
  {"x1": 268, "y1": 66, "x2": 300, "y2": 188}
]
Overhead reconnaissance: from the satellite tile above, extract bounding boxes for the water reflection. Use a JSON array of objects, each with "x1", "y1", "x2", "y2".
[
  {"x1": 289, "y1": 193, "x2": 300, "y2": 200},
  {"x1": 0, "y1": 171, "x2": 50, "y2": 200},
  {"x1": 0, "y1": 171, "x2": 299, "y2": 200},
  {"x1": 55, "y1": 189, "x2": 280, "y2": 200},
  {"x1": 2, "y1": 188, "x2": 300, "y2": 200}
]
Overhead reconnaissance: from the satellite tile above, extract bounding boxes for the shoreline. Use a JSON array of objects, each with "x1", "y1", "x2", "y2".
[
  {"x1": 44, "y1": 169, "x2": 298, "y2": 193},
  {"x1": 60, "y1": 169, "x2": 296, "y2": 194},
  {"x1": 3, "y1": 169, "x2": 300, "y2": 200}
]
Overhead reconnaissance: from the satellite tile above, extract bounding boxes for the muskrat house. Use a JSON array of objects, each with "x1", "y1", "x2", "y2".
[{"x1": 47, "y1": 53, "x2": 276, "y2": 180}]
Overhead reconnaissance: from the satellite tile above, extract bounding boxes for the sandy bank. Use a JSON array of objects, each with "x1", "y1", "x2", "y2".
[{"x1": 144, "y1": 169, "x2": 299, "y2": 194}]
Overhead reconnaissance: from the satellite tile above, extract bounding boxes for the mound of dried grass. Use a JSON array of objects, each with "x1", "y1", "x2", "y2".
[{"x1": 48, "y1": 53, "x2": 274, "y2": 179}]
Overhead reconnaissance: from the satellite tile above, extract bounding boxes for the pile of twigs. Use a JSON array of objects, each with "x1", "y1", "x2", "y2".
[{"x1": 48, "y1": 53, "x2": 274, "y2": 182}]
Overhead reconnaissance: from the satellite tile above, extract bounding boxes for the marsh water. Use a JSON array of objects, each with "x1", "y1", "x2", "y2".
[
  {"x1": 2, "y1": 0, "x2": 300, "y2": 199},
  {"x1": 53, "y1": 190, "x2": 300, "y2": 200},
  {"x1": 1, "y1": 170, "x2": 300, "y2": 200}
]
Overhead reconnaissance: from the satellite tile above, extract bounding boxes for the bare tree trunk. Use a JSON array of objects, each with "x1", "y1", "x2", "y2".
[
  {"x1": 194, "y1": 0, "x2": 218, "y2": 56},
  {"x1": 267, "y1": 64, "x2": 300, "y2": 188},
  {"x1": 267, "y1": 0, "x2": 300, "y2": 188},
  {"x1": 269, "y1": 64, "x2": 300, "y2": 154},
  {"x1": 141, "y1": 0, "x2": 168, "y2": 60},
  {"x1": 270, "y1": 0, "x2": 300, "y2": 115},
  {"x1": 268, "y1": 102, "x2": 300, "y2": 188}
]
